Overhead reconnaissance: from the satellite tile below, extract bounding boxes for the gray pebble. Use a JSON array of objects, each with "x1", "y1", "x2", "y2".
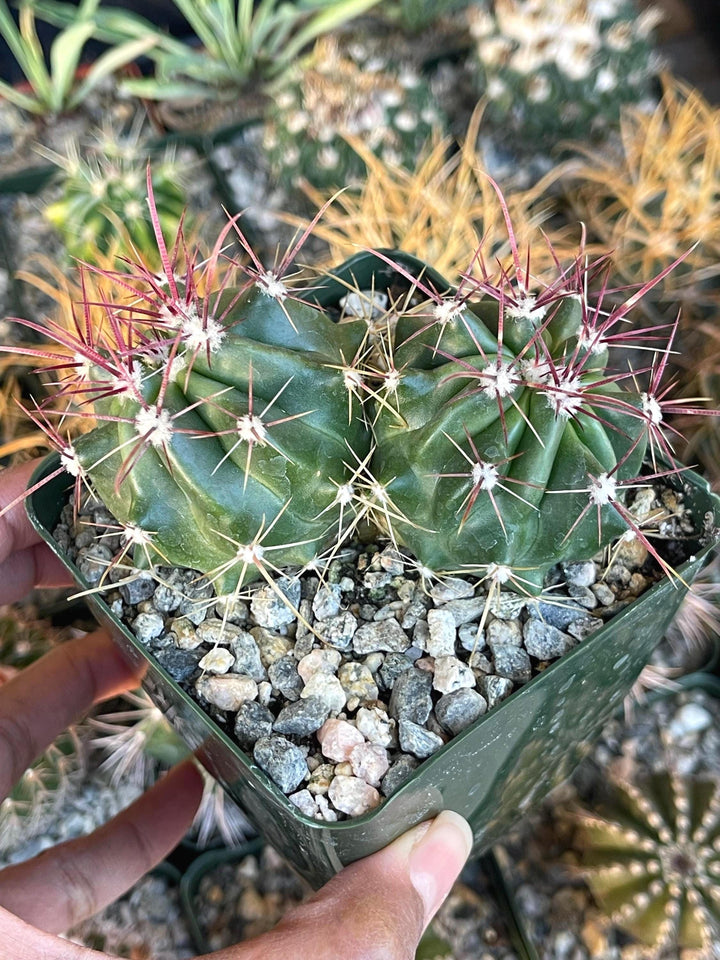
[
  {"x1": 378, "y1": 652, "x2": 414, "y2": 690},
  {"x1": 458, "y1": 623, "x2": 485, "y2": 652},
  {"x1": 381, "y1": 755, "x2": 418, "y2": 797},
  {"x1": 196, "y1": 618, "x2": 243, "y2": 645},
  {"x1": 389, "y1": 667, "x2": 433, "y2": 723},
  {"x1": 487, "y1": 591, "x2": 526, "y2": 620},
  {"x1": 567, "y1": 617, "x2": 600, "y2": 641},
  {"x1": 268, "y1": 655, "x2": 303, "y2": 700},
  {"x1": 425, "y1": 608, "x2": 457, "y2": 657},
  {"x1": 119, "y1": 574, "x2": 156, "y2": 605},
  {"x1": 436, "y1": 689, "x2": 488, "y2": 735},
  {"x1": 77, "y1": 545, "x2": 113, "y2": 585},
  {"x1": 155, "y1": 647, "x2": 200, "y2": 683},
  {"x1": 315, "y1": 611, "x2": 357, "y2": 651},
  {"x1": 480, "y1": 674, "x2": 514, "y2": 708},
  {"x1": 592, "y1": 582, "x2": 616, "y2": 606},
  {"x1": 401, "y1": 598, "x2": 429, "y2": 630},
  {"x1": 273, "y1": 696, "x2": 330, "y2": 737},
  {"x1": 490, "y1": 643, "x2": 532, "y2": 682},
  {"x1": 430, "y1": 577, "x2": 475, "y2": 603},
  {"x1": 234, "y1": 700, "x2": 274, "y2": 749},
  {"x1": 152, "y1": 570, "x2": 184, "y2": 612},
  {"x1": 363, "y1": 571, "x2": 392, "y2": 593},
  {"x1": 440, "y1": 597, "x2": 487, "y2": 626},
  {"x1": 253, "y1": 736, "x2": 308, "y2": 794},
  {"x1": 568, "y1": 584, "x2": 598, "y2": 609},
  {"x1": 523, "y1": 620, "x2": 576, "y2": 660},
  {"x1": 563, "y1": 560, "x2": 597, "y2": 588},
  {"x1": 486, "y1": 617, "x2": 522, "y2": 647},
  {"x1": 398, "y1": 720, "x2": 445, "y2": 759},
  {"x1": 214, "y1": 595, "x2": 248, "y2": 623},
  {"x1": 353, "y1": 617, "x2": 409, "y2": 655},
  {"x1": 229, "y1": 630, "x2": 266, "y2": 681},
  {"x1": 312, "y1": 583, "x2": 343, "y2": 620},
  {"x1": 250, "y1": 578, "x2": 301, "y2": 629},
  {"x1": 526, "y1": 599, "x2": 587, "y2": 630},
  {"x1": 176, "y1": 577, "x2": 213, "y2": 624},
  {"x1": 132, "y1": 612, "x2": 165, "y2": 643}
]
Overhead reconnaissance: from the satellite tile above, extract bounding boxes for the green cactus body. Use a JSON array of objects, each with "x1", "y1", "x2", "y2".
[
  {"x1": 466, "y1": 0, "x2": 662, "y2": 148},
  {"x1": 74, "y1": 287, "x2": 370, "y2": 593},
  {"x1": 373, "y1": 293, "x2": 646, "y2": 587},
  {"x1": 264, "y1": 34, "x2": 443, "y2": 190},
  {"x1": 577, "y1": 773, "x2": 720, "y2": 955},
  {"x1": 42, "y1": 128, "x2": 188, "y2": 265}
]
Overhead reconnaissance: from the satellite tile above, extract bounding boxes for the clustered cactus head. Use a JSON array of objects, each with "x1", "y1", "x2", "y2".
[
  {"x1": 40, "y1": 122, "x2": 189, "y2": 267},
  {"x1": 466, "y1": 0, "x2": 663, "y2": 147},
  {"x1": 1, "y1": 178, "x2": 715, "y2": 600},
  {"x1": 263, "y1": 34, "x2": 443, "y2": 189},
  {"x1": 575, "y1": 772, "x2": 720, "y2": 956}
]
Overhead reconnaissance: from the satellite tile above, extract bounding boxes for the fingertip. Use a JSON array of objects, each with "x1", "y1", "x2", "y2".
[{"x1": 405, "y1": 811, "x2": 474, "y2": 925}]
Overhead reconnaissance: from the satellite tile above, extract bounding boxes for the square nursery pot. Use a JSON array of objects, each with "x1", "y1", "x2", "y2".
[{"x1": 26, "y1": 454, "x2": 720, "y2": 887}]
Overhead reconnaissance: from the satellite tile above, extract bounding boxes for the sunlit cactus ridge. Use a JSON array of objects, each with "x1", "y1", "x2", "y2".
[{"x1": 4, "y1": 180, "x2": 712, "y2": 595}]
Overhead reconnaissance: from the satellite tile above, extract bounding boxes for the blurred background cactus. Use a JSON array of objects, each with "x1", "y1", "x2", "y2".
[
  {"x1": 465, "y1": 0, "x2": 663, "y2": 151},
  {"x1": 40, "y1": 120, "x2": 190, "y2": 266},
  {"x1": 574, "y1": 771, "x2": 720, "y2": 956},
  {"x1": 263, "y1": 33, "x2": 443, "y2": 190},
  {"x1": 562, "y1": 76, "x2": 720, "y2": 481}
]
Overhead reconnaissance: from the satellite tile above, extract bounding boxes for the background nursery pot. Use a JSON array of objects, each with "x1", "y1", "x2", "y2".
[{"x1": 27, "y1": 454, "x2": 720, "y2": 887}]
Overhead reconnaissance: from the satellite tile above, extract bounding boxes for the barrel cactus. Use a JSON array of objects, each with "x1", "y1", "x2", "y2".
[
  {"x1": 2, "y1": 182, "x2": 711, "y2": 598},
  {"x1": 575, "y1": 772, "x2": 720, "y2": 956}
]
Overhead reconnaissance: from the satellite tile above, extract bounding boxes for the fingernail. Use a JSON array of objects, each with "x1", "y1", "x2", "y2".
[{"x1": 407, "y1": 811, "x2": 473, "y2": 924}]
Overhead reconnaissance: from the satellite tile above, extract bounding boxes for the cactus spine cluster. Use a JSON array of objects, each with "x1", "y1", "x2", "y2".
[
  {"x1": 4, "y1": 182, "x2": 710, "y2": 598},
  {"x1": 576, "y1": 772, "x2": 720, "y2": 956}
]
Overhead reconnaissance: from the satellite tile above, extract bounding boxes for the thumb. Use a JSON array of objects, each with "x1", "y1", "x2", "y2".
[{"x1": 212, "y1": 811, "x2": 472, "y2": 960}]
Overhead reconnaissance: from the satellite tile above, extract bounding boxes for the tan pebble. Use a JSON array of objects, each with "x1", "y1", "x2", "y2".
[
  {"x1": 297, "y1": 648, "x2": 342, "y2": 684},
  {"x1": 335, "y1": 761, "x2": 353, "y2": 777},
  {"x1": 328, "y1": 774, "x2": 381, "y2": 817}
]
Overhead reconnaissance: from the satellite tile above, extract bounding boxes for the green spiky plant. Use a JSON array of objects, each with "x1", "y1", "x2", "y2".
[
  {"x1": 0, "y1": 0, "x2": 154, "y2": 116},
  {"x1": 575, "y1": 772, "x2": 720, "y2": 957},
  {"x1": 0, "y1": 729, "x2": 85, "y2": 857},
  {"x1": 1, "y1": 178, "x2": 716, "y2": 602},
  {"x1": 39, "y1": 121, "x2": 189, "y2": 266},
  {"x1": 32, "y1": 0, "x2": 382, "y2": 103},
  {"x1": 263, "y1": 33, "x2": 444, "y2": 190},
  {"x1": 465, "y1": 0, "x2": 663, "y2": 149}
]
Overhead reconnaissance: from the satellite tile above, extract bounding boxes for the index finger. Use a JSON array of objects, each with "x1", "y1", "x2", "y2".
[{"x1": 0, "y1": 630, "x2": 143, "y2": 801}]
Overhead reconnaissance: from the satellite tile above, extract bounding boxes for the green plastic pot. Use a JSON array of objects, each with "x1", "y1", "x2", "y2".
[
  {"x1": 25, "y1": 454, "x2": 720, "y2": 887},
  {"x1": 23, "y1": 249, "x2": 720, "y2": 886}
]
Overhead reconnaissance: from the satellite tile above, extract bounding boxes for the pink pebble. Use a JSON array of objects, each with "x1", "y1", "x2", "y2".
[
  {"x1": 317, "y1": 718, "x2": 365, "y2": 762},
  {"x1": 350, "y1": 742, "x2": 389, "y2": 787}
]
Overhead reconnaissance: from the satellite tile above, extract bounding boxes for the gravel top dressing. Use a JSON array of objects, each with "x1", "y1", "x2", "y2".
[{"x1": 55, "y1": 479, "x2": 699, "y2": 822}]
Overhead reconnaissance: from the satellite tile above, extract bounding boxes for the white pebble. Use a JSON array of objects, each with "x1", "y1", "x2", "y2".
[
  {"x1": 328, "y1": 775, "x2": 381, "y2": 817},
  {"x1": 301, "y1": 673, "x2": 347, "y2": 713},
  {"x1": 198, "y1": 648, "x2": 235, "y2": 674},
  {"x1": 425, "y1": 608, "x2": 457, "y2": 657},
  {"x1": 288, "y1": 789, "x2": 318, "y2": 817},
  {"x1": 355, "y1": 706, "x2": 394, "y2": 747},
  {"x1": 196, "y1": 675, "x2": 258, "y2": 711},
  {"x1": 432, "y1": 656, "x2": 477, "y2": 694},
  {"x1": 297, "y1": 648, "x2": 342, "y2": 684},
  {"x1": 669, "y1": 703, "x2": 713, "y2": 739}
]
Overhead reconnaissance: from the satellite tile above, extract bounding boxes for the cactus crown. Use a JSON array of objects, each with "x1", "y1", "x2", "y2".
[
  {"x1": 2, "y1": 177, "x2": 715, "y2": 601},
  {"x1": 576, "y1": 771, "x2": 720, "y2": 956}
]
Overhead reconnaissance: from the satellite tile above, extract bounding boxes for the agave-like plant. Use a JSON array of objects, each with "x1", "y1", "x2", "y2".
[
  {"x1": 32, "y1": 0, "x2": 383, "y2": 102},
  {"x1": 0, "y1": 177, "x2": 716, "y2": 606},
  {"x1": 0, "y1": 0, "x2": 154, "y2": 116}
]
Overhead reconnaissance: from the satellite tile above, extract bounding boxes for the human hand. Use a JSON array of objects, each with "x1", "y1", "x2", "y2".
[{"x1": 0, "y1": 460, "x2": 473, "y2": 960}]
